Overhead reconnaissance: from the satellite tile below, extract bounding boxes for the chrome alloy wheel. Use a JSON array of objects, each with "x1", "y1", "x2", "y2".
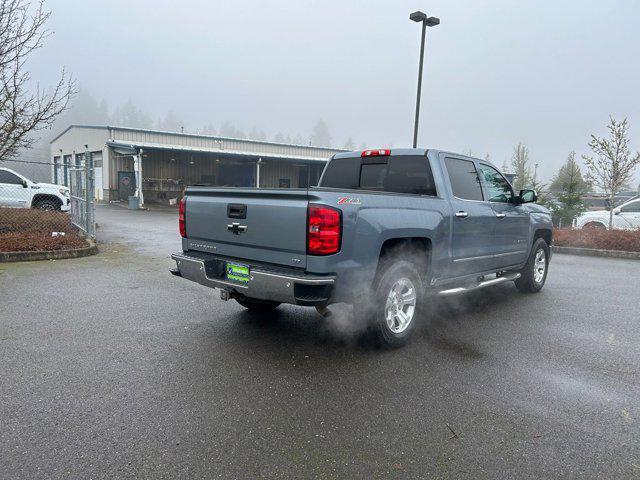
[
  {"x1": 534, "y1": 249, "x2": 546, "y2": 284},
  {"x1": 385, "y1": 277, "x2": 417, "y2": 334}
]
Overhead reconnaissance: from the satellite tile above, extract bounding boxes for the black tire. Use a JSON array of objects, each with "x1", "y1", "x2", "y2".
[
  {"x1": 34, "y1": 198, "x2": 61, "y2": 211},
  {"x1": 235, "y1": 297, "x2": 280, "y2": 312},
  {"x1": 358, "y1": 258, "x2": 424, "y2": 348},
  {"x1": 583, "y1": 222, "x2": 606, "y2": 230},
  {"x1": 515, "y1": 238, "x2": 550, "y2": 293}
]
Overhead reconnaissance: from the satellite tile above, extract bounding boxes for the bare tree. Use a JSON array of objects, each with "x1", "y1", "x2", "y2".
[
  {"x1": 0, "y1": 0, "x2": 74, "y2": 160},
  {"x1": 582, "y1": 116, "x2": 640, "y2": 229}
]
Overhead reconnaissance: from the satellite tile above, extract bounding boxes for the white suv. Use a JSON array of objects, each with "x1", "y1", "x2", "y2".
[
  {"x1": 574, "y1": 196, "x2": 640, "y2": 230},
  {"x1": 0, "y1": 167, "x2": 70, "y2": 211}
]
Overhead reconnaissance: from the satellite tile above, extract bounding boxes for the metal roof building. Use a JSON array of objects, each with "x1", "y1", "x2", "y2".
[{"x1": 50, "y1": 125, "x2": 345, "y2": 205}]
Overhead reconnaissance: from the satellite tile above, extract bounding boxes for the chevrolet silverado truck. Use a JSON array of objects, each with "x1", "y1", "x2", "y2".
[{"x1": 171, "y1": 148, "x2": 553, "y2": 347}]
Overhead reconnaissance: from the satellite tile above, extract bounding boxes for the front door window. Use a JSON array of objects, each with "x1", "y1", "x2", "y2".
[{"x1": 478, "y1": 164, "x2": 513, "y2": 203}]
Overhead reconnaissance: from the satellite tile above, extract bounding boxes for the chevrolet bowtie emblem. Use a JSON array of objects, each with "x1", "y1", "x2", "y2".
[{"x1": 227, "y1": 222, "x2": 248, "y2": 235}]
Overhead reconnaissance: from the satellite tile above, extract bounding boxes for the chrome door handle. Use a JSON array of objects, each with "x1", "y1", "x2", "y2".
[
  {"x1": 455, "y1": 211, "x2": 469, "y2": 218},
  {"x1": 496, "y1": 212, "x2": 506, "y2": 219}
]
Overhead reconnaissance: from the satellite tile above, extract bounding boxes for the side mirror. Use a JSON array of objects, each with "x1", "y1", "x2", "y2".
[
  {"x1": 517, "y1": 189, "x2": 537, "y2": 204},
  {"x1": 21, "y1": 180, "x2": 28, "y2": 188},
  {"x1": 613, "y1": 208, "x2": 621, "y2": 215}
]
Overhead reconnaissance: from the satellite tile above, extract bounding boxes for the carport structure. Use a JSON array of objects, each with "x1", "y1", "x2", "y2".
[{"x1": 50, "y1": 125, "x2": 345, "y2": 205}]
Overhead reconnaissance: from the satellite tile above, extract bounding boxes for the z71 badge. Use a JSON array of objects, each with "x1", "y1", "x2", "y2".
[{"x1": 337, "y1": 197, "x2": 362, "y2": 205}]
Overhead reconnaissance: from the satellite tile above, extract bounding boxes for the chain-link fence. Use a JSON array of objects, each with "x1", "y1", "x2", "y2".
[
  {"x1": 69, "y1": 153, "x2": 95, "y2": 237},
  {"x1": 0, "y1": 154, "x2": 94, "y2": 253}
]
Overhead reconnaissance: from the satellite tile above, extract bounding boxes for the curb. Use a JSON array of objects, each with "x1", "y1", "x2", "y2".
[
  {"x1": 0, "y1": 241, "x2": 98, "y2": 263},
  {"x1": 553, "y1": 245, "x2": 640, "y2": 260}
]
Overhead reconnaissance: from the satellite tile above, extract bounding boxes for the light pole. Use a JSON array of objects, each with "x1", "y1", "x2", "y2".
[{"x1": 410, "y1": 11, "x2": 439, "y2": 148}]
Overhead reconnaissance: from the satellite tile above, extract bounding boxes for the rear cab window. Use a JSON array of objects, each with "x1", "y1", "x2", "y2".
[{"x1": 319, "y1": 155, "x2": 437, "y2": 196}]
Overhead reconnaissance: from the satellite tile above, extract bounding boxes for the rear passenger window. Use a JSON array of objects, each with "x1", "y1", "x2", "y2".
[
  {"x1": 445, "y1": 158, "x2": 484, "y2": 201},
  {"x1": 319, "y1": 155, "x2": 437, "y2": 196},
  {"x1": 385, "y1": 156, "x2": 437, "y2": 195},
  {"x1": 319, "y1": 157, "x2": 360, "y2": 189}
]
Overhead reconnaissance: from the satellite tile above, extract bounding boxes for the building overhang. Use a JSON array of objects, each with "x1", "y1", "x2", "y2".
[{"x1": 106, "y1": 140, "x2": 332, "y2": 163}]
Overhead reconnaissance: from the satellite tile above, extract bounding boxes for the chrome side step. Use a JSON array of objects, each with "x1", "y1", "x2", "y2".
[{"x1": 436, "y1": 272, "x2": 521, "y2": 297}]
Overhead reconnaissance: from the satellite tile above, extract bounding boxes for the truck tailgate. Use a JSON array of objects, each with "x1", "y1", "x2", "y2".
[{"x1": 184, "y1": 188, "x2": 308, "y2": 268}]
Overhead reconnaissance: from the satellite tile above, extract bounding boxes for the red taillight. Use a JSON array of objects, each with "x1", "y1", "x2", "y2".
[
  {"x1": 307, "y1": 204, "x2": 341, "y2": 255},
  {"x1": 361, "y1": 149, "x2": 390, "y2": 157},
  {"x1": 179, "y1": 197, "x2": 186, "y2": 237}
]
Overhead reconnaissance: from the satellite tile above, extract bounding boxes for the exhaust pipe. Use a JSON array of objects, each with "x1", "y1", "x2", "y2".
[{"x1": 315, "y1": 306, "x2": 332, "y2": 318}]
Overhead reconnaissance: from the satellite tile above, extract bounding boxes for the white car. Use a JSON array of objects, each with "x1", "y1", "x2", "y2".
[
  {"x1": 0, "y1": 167, "x2": 70, "y2": 211},
  {"x1": 574, "y1": 196, "x2": 640, "y2": 230}
]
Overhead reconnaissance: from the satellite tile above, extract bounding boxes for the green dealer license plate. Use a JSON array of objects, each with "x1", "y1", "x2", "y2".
[{"x1": 226, "y1": 262, "x2": 250, "y2": 283}]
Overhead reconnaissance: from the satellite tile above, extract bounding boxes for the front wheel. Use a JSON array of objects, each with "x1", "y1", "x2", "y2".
[
  {"x1": 515, "y1": 238, "x2": 550, "y2": 293},
  {"x1": 358, "y1": 259, "x2": 424, "y2": 348},
  {"x1": 235, "y1": 297, "x2": 280, "y2": 312},
  {"x1": 583, "y1": 222, "x2": 606, "y2": 230},
  {"x1": 35, "y1": 199, "x2": 61, "y2": 211}
]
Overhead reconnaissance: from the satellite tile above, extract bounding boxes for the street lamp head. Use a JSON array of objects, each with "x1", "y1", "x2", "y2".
[
  {"x1": 409, "y1": 11, "x2": 427, "y2": 22},
  {"x1": 425, "y1": 16, "x2": 440, "y2": 27}
]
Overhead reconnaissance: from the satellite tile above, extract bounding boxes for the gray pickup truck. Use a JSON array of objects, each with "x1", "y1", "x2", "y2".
[{"x1": 171, "y1": 148, "x2": 552, "y2": 347}]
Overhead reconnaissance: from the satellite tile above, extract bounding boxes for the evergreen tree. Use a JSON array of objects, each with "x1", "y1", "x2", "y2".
[
  {"x1": 113, "y1": 100, "x2": 153, "y2": 129},
  {"x1": 343, "y1": 137, "x2": 355, "y2": 150},
  {"x1": 248, "y1": 127, "x2": 266, "y2": 141},
  {"x1": 157, "y1": 109, "x2": 182, "y2": 132},
  {"x1": 219, "y1": 122, "x2": 245, "y2": 139},
  {"x1": 549, "y1": 152, "x2": 588, "y2": 227},
  {"x1": 309, "y1": 119, "x2": 332, "y2": 147},
  {"x1": 549, "y1": 152, "x2": 589, "y2": 193},
  {"x1": 201, "y1": 123, "x2": 217, "y2": 135},
  {"x1": 511, "y1": 142, "x2": 533, "y2": 191}
]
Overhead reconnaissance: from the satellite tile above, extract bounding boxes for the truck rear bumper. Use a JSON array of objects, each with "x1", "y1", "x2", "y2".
[{"x1": 171, "y1": 252, "x2": 335, "y2": 306}]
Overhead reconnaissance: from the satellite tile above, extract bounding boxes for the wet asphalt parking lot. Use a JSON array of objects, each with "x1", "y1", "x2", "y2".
[{"x1": 1, "y1": 204, "x2": 639, "y2": 479}]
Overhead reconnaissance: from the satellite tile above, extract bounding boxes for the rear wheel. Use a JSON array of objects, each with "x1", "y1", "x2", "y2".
[
  {"x1": 235, "y1": 297, "x2": 280, "y2": 312},
  {"x1": 358, "y1": 258, "x2": 424, "y2": 348},
  {"x1": 515, "y1": 238, "x2": 549, "y2": 293}
]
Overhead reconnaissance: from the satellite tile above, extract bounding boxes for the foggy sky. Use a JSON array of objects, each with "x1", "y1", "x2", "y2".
[{"x1": 30, "y1": 0, "x2": 640, "y2": 184}]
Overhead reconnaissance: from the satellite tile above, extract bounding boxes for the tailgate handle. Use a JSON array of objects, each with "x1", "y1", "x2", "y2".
[{"x1": 227, "y1": 203, "x2": 247, "y2": 219}]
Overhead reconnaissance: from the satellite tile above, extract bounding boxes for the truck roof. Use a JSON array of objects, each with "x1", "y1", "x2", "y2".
[{"x1": 331, "y1": 148, "x2": 500, "y2": 171}]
